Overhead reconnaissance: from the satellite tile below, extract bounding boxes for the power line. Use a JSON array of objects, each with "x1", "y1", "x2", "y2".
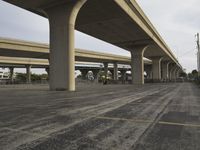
[{"x1": 179, "y1": 49, "x2": 196, "y2": 57}]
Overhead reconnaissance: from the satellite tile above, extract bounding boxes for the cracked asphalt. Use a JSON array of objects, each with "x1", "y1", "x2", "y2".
[{"x1": 0, "y1": 82, "x2": 200, "y2": 150}]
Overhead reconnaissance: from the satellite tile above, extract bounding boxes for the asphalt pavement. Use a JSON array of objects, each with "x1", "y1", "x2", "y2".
[{"x1": 0, "y1": 82, "x2": 199, "y2": 150}]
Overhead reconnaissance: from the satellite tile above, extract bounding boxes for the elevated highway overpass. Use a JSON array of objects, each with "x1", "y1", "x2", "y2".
[
  {"x1": 3, "y1": 0, "x2": 183, "y2": 91},
  {"x1": 0, "y1": 38, "x2": 152, "y2": 65},
  {"x1": 0, "y1": 56, "x2": 133, "y2": 83},
  {"x1": 0, "y1": 56, "x2": 133, "y2": 72},
  {"x1": 0, "y1": 38, "x2": 154, "y2": 82}
]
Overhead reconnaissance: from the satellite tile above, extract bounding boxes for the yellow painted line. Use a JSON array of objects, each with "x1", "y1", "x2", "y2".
[
  {"x1": 96, "y1": 116, "x2": 200, "y2": 128},
  {"x1": 96, "y1": 116, "x2": 153, "y2": 124},
  {"x1": 158, "y1": 121, "x2": 200, "y2": 128},
  {"x1": 130, "y1": 102, "x2": 200, "y2": 108}
]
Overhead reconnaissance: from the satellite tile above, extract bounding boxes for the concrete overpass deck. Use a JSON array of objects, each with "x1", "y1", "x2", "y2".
[
  {"x1": 0, "y1": 56, "x2": 133, "y2": 72},
  {"x1": 0, "y1": 37, "x2": 181, "y2": 83},
  {"x1": 3, "y1": 0, "x2": 180, "y2": 64},
  {"x1": 0, "y1": 37, "x2": 151, "y2": 65}
]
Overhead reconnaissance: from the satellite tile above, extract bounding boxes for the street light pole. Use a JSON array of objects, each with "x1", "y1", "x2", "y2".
[{"x1": 196, "y1": 33, "x2": 200, "y2": 76}]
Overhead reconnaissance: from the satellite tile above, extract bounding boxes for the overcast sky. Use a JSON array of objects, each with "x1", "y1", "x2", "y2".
[{"x1": 0, "y1": 0, "x2": 199, "y2": 73}]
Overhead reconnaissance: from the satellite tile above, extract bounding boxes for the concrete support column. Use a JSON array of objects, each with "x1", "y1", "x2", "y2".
[
  {"x1": 172, "y1": 67, "x2": 178, "y2": 81},
  {"x1": 176, "y1": 69, "x2": 180, "y2": 78},
  {"x1": 147, "y1": 71, "x2": 153, "y2": 80},
  {"x1": 144, "y1": 65, "x2": 152, "y2": 79},
  {"x1": 121, "y1": 70, "x2": 126, "y2": 84},
  {"x1": 130, "y1": 46, "x2": 148, "y2": 84},
  {"x1": 44, "y1": 0, "x2": 86, "y2": 91},
  {"x1": 161, "y1": 61, "x2": 170, "y2": 81},
  {"x1": 9, "y1": 67, "x2": 14, "y2": 83},
  {"x1": 103, "y1": 62, "x2": 108, "y2": 79},
  {"x1": 113, "y1": 62, "x2": 118, "y2": 80},
  {"x1": 92, "y1": 69, "x2": 99, "y2": 79},
  {"x1": 45, "y1": 67, "x2": 49, "y2": 76},
  {"x1": 26, "y1": 65, "x2": 31, "y2": 84},
  {"x1": 169, "y1": 65, "x2": 176, "y2": 81},
  {"x1": 110, "y1": 70, "x2": 114, "y2": 79},
  {"x1": 45, "y1": 67, "x2": 50, "y2": 81},
  {"x1": 80, "y1": 70, "x2": 88, "y2": 79},
  {"x1": 151, "y1": 57, "x2": 163, "y2": 82}
]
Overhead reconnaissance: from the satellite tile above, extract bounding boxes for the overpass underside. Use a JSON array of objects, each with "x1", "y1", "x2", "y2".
[{"x1": 3, "y1": 0, "x2": 182, "y2": 91}]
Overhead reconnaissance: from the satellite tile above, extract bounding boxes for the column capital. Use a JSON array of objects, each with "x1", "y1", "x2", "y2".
[
  {"x1": 44, "y1": 0, "x2": 87, "y2": 26},
  {"x1": 130, "y1": 45, "x2": 149, "y2": 56},
  {"x1": 162, "y1": 60, "x2": 171, "y2": 65}
]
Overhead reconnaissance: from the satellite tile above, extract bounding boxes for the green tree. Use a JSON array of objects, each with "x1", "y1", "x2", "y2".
[
  {"x1": 192, "y1": 70, "x2": 198, "y2": 79},
  {"x1": 180, "y1": 72, "x2": 187, "y2": 78},
  {"x1": 15, "y1": 73, "x2": 26, "y2": 82},
  {"x1": 15, "y1": 73, "x2": 48, "y2": 82}
]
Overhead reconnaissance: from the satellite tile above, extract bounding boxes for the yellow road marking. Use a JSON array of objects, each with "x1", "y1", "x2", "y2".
[
  {"x1": 96, "y1": 116, "x2": 153, "y2": 124},
  {"x1": 96, "y1": 116, "x2": 200, "y2": 128},
  {"x1": 158, "y1": 121, "x2": 200, "y2": 128},
  {"x1": 130, "y1": 102, "x2": 200, "y2": 108}
]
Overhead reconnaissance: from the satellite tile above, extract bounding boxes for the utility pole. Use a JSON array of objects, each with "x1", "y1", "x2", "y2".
[{"x1": 196, "y1": 33, "x2": 200, "y2": 76}]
